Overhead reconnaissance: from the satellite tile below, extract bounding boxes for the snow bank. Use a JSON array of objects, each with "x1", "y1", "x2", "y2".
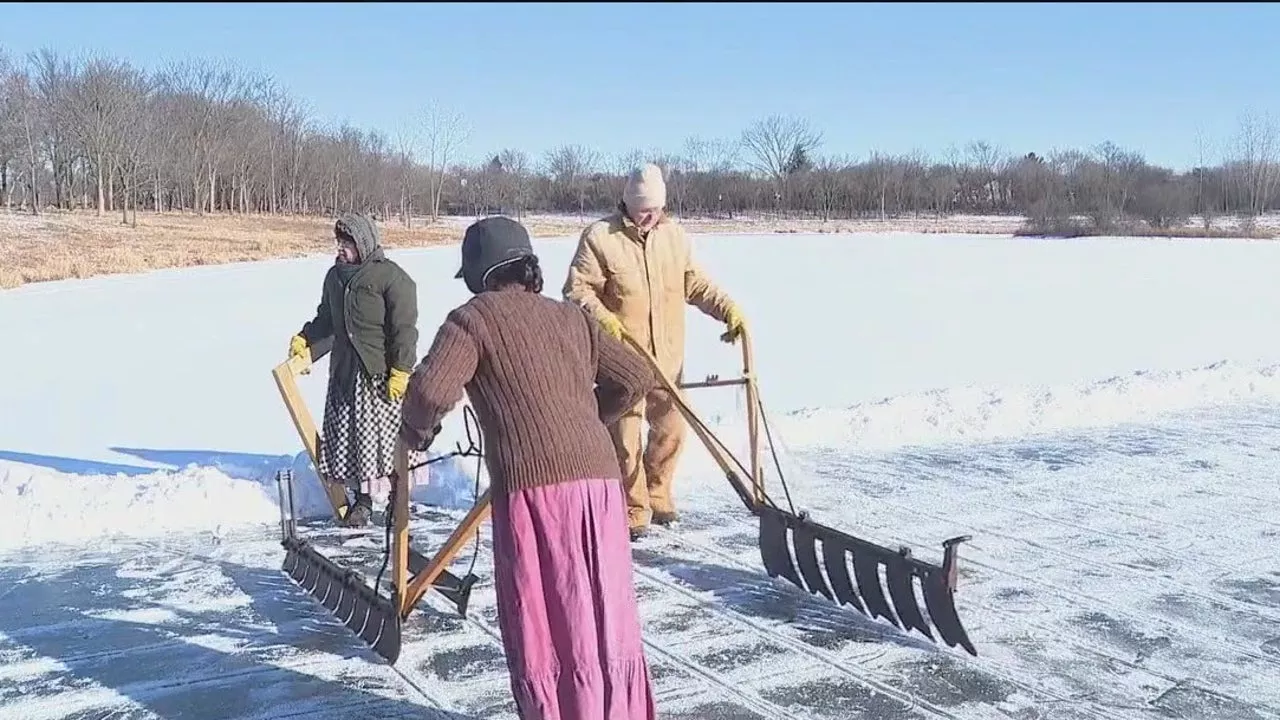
[
  {"x1": 775, "y1": 358, "x2": 1280, "y2": 452},
  {"x1": 3, "y1": 357, "x2": 1275, "y2": 552},
  {"x1": 8, "y1": 353, "x2": 1278, "y2": 553},
  {"x1": 0, "y1": 449, "x2": 483, "y2": 552},
  {"x1": 0, "y1": 462, "x2": 280, "y2": 551}
]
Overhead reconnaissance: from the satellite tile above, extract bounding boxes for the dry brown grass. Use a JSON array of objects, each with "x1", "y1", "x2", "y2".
[
  {"x1": 1125, "y1": 225, "x2": 1278, "y2": 239},
  {"x1": 1, "y1": 210, "x2": 1025, "y2": 290},
  {"x1": 5, "y1": 209, "x2": 1273, "y2": 290},
  {"x1": 0, "y1": 211, "x2": 585, "y2": 290},
  {"x1": 517, "y1": 212, "x2": 1028, "y2": 237},
  {"x1": 1013, "y1": 222, "x2": 1278, "y2": 240}
]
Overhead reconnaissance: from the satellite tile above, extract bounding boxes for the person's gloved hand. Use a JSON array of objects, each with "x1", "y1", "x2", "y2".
[
  {"x1": 387, "y1": 367, "x2": 410, "y2": 402},
  {"x1": 599, "y1": 312, "x2": 625, "y2": 340},
  {"x1": 288, "y1": 334, "x2": 312, "y2": 375},
  {"x1": 720, "y1": 304, "x2": 745, "y2": 344}
]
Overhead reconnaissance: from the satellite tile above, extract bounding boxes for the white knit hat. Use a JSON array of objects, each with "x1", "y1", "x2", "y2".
[{"x1": 622, "y1": 163, "x2": 667, "y2": 211}]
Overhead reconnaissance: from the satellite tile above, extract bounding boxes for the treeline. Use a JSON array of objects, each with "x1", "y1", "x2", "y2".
[{"x1": 2, "y1": 47, "x2": 1279, "y2": 235}]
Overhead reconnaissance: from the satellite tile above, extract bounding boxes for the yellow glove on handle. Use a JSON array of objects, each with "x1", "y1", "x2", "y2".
[
  {"x1": 720, "y1": 305, "x2": 745, "y2": 344},
  {"x1": 288, "y1": 334, "x2": 312, "y2": 375},
  {"x1": 387, "y1": 367, "x2": 410, "y2": 402},
  {"x1": 598, "y1": 313, "x2": 625, "y2": 340}
]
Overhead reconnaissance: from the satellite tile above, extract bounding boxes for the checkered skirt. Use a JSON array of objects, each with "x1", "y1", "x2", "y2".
[{"x1": 317, "y1": 368, "x2": 424, "y2": 493}]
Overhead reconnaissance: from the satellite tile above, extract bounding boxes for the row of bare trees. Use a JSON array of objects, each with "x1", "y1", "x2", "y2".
[{"x1": 3, "y1": 48, "x2": 1278, "y2": 234}]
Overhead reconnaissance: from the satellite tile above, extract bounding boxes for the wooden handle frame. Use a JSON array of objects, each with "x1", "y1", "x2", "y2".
[
  {"x1": 620, "y1": 325, "x2": 765, "y2": 512},
  {"x1": 271, "y1": 333, "x2": 490, "y2": 619},
  {"x1": 273, "y1": 323, "x2": 766, "y2": 623},
  {"x1": 271, "y1": 335, "x2": 350, "y2": 520},
  {"x1": 393, "y1": 456, "x2": 491, "y2": 619}
]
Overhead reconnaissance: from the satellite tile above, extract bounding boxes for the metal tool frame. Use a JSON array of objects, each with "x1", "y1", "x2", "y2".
[
  {"x1": 272, "y1": 338, "x2": 483, "y2": 664},
  {"x1": 272, "y1": 322, "x2": 977, "y2": 662}
]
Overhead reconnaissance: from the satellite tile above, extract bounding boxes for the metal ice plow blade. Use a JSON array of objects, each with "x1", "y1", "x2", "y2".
[
  {"x1": 279, "y1": 536, "x2": 403, "y2": 664},
  {"x1": 754, "y1": 504, "x2": 977, "y2": 656}
]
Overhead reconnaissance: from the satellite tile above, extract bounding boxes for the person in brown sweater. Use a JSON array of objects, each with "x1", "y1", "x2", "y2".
[{"x1": 399, "y1": 216, "x2": 659, "y2": 720}]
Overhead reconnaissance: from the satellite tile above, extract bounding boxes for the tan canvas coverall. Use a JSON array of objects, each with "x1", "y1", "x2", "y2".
[{"x1": 563, "y1": 209, "x2": 736, "y2": 528}]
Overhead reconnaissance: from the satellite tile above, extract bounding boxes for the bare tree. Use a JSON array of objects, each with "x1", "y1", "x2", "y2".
[
  {"x1": 865, "y1": 151, "x2": 908, "y2": 220},
  {"x1": 811, "y1": 155, "x2": 849, "y2": 221},
  {"x1": 391, "y1": 123, "x2": 418, "y2": 227},
  {"x1": 1192, "y1": 128, "x2": 1219, "y2": 230},
  {"x1": 679, "y1": 137, "x2": 714, "y2": 214},
  {"x1": 1093, "y1": 141, "x2": 1145, "y2": 220},
  {"x1": 696, "y1": 138, "x2": 741, "y2": 217},
  {"x1": 419, "y1": 104, "x2": 469, "y2": 222},
  {"x1": 610, "y1": 149, "x2": 647, "y2": 177},
  {"x1": 495, "y1": 148, "x2": 531, "y2": 218},
  {"x1": 0, "y1": 51, "x2": 12, "y2": 210},
  {"x1": 3, "y1": 43, "x2": 1280, "y2": 236},
  {"x1": 963, "y1": 140, "x2": 1007, "y2": 212},
  {"x1": 7, "y1": 67, "x2": 45, "y2": 214},
  {"x1": 739, "y1": 115, "x2": 823, "y2": 205},
  {"x1": 258, "y1": 79, "x2": 307, "y2": 216},
  {"x1": 544, "y1": 144, "x2": 599, "y2": 219},
  {"x1": 1227, "y1": 111, "x2": 1280, "y2": 231},
  {"x1": 681, "y1": 137, "x2": 712, "y2": 174},
  {"x1": 111, "y1": 67, "x2": 151, "y2": 226},
  {"x1": 281, "y1": 96, "x2": 313, "y2": 215},
  {"x1": 28, "y1": 49, "x2": 77, "y2": 211},
  {"x1": 156, "y1": 58, "x2": 255, "y2": 214},
  {"x1": 924, "y1": 162, "x2": 958, "y2": 217},
  {"x1": 62, "y1": 55, "x2": 113, "y2": 215}
]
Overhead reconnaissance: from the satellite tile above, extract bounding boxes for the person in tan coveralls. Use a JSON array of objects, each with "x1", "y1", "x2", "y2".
[{"x1": 563, "y1": 163, "x2": 745, "y2": 539}]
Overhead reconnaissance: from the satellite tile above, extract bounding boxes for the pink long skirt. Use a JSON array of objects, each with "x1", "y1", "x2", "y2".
[{"x1": 491, "y1": 477, "x2": 657, "y2": 720}]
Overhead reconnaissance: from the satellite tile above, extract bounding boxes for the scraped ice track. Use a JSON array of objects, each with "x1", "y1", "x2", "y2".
[
  {"x1": 772, "y1": 400, "x2": 1280, "y2": 719},
  {"x1": 2, "y1": 401, "x2": 1279, "y2": 718},
  {"x1": 283, "y1": 508, "x2": 969, "y2": 720},
  {"x1": 0, "y1": 537, "x2": 473, "y2": 719}
]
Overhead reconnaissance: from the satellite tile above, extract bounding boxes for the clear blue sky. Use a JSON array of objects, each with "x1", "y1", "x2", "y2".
[{"x1": 2, "y1": 2, "x2": 1277, "y2": 171}]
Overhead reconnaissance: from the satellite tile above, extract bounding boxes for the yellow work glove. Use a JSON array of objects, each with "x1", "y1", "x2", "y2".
[
  {"x1": 288, "y1": 334, "x2": 312, "y2": 375},
  {"x1": 720, "y1": 305, "x2": 745, "y2": 344},
  {"x1": 598, "y1": 312, "x2": 625, "y2": 340},
  {"x1": 387, "y1": 367, "x2": 410, "y2": 402}
]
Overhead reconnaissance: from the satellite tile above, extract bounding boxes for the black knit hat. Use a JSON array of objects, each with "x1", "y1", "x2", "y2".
[{"x1": 455, "y1": 216, "x2": 535, "y2": 294}]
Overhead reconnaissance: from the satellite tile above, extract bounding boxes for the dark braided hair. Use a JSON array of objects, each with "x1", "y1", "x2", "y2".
[{"x1": 484, "y1": 254, "x2": 544, "y2": 294}]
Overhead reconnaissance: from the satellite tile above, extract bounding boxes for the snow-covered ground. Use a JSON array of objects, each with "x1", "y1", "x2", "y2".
[{"x1": 2, "y1": 230, "x2": 1280, "y2": 719}]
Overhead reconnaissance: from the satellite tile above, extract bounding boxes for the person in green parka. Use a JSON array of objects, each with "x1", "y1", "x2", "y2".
[{"x1": 288, "y1": 212, "x2": 421, "y2": 527}]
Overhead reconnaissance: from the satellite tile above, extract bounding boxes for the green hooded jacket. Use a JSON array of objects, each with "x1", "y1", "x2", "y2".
[{"x1": 298, "y1": 213, "x2": 419, "y2": 395}]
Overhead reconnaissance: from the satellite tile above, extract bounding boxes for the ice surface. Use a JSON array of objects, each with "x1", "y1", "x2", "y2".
[{"x1": 3, "y1": 230, "x2": 1280, "y2": 718}]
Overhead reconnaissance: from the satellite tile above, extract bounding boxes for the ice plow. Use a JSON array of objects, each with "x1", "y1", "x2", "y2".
[
  {"x1": 271, "y1": 339, "x2": 489, "y2": 665},
  {"x1": 619, "y1": 327, "x2": 978, "y2": 657},
  {"x1": 270, "y1": 321, "x2": 976, "y2": 663}
]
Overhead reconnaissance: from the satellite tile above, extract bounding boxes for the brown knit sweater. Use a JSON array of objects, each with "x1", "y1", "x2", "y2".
[{"x1": 399, "y1": 287, "x2": 656, "y2": 494}]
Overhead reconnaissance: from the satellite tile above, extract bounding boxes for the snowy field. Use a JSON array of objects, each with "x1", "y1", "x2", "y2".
[{"x1": 2, "y1": 230, "x2": 1280, "y2": 719}]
